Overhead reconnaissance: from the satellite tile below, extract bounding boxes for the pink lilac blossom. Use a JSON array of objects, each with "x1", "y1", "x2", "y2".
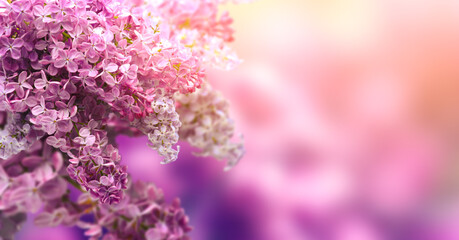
[{"x1": 0, "y1": 0, "x2": 244, "y2": 238}]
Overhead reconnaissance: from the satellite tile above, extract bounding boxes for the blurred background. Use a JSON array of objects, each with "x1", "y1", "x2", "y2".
[{"x1": 17, "y1": 0, "x2": 459, "y2": 239}]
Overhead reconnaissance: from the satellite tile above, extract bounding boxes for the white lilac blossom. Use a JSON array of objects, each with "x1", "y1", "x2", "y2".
[
  {"x1": 175, "y1": 84, "x2": 245, "y2": 170},
  {"x1": 133, "y1": 96, "x2": 182, "y2": 164},
  {"x1": 0, "y1": 112, "x2": 38, "y2": 160},
  {"x1": 0, "y1": 0, "x2": 246, "y2": 238}
]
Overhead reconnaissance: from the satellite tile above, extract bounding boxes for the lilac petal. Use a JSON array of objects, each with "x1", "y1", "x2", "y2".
[
  {"x1": 84, "y1": 225, "x2": 102, "y2": 237},
  {"x1": 27, "y1": 193, "x2": 42, "y2": 213},
  {"x1": 10, "y1": 48, "x2": 21, "y2": 59},
  {"x1": 4, "y1": 83, "x2": 16, "y2": 93},
  {"x1": 6, "y1": 165, "x2": 24, "y2": 176},
  {"x1": 36, "y1": 30, "x2": 48, "y2": 39},
  {"x1": 85, "y1": 146, "x2": 101, "y2": 156},
  {"x1": 145, "y1": 228, "x2": 166, "y2": 240},
  {"x1": 47, "y1": 4, "x2": 60, "y2": 13},
  {"x1": 79, "y1": 128, "x2": 91, "y2": 137},
  {"x1": 33, "y1": 5, "x2": 44, "y2": 15},
  {"x1": 22, "y1": 82, "x2": 33, "y2": 89},
  {"x1": 51, "y1": 208, "x2": 68, "y2": 226},
  {"x1": 59, "y1": 90, "x2": 70, "y2": 100},
  {"x1": 88, "y1": 69, "x2": 98, "y2": 77},
  {"x1": 49, "y1": 22, "x2": 61, "y2": 33},
  {"x1": 103, "y1": 74, "x2": 115, "y2": 86},
  {"x1": 57, "y1": 119, "x2": 73, "y2": 133},
  {"x1": 86, "y1": 135, "x2": 96, "y2": 145},
  {"x1": 52, "y1": 152, "x2": 64, "y2": 171},
  {"x1": 100, "y1": 176, "x2": 114, "y2": 186},
  {"x1": 47, "y1": 64, "x2": 59, "y2": 76},
  {"x1": 62, "y1": 21, "x2": 74, "y2": 31},
  {"x1": 94, "y1": 42, "x2": 105, "y2": 51},
  {"x1": 120, "y1": 64, "x2": 129, "y2": 73},
  {"x1": 21, "y1": 156, "x2": 43, "y2": 168},
  {"x1": 105, "y1": 63, "x2": 118, "y2": 72},
  {"x1": 73, "y1": 136, "x2": 84, "y2": 144},
  {"x1": 44, "y1": 124, "x2": 57, "y2": 135},
  {"x1": 15, "y1": 85, "x2": 25, "y2": 98},
  {"x1": 18, "y1": 71, "x2": 27, "y2": 82},
  {"x1": 12, "y1": 38, "x2": 24, "y2": 48},
  {"x1": 69, "y1": 49, "x2": 82, "y2": 59},
  {"x1": 0, "y1": 37, "x2": 8, "y2": 46},
  {"x1": 39, "y1": 177, "x2": 67, "y2": 200},
  {"x1": 29, "y1": 50, "x2": 38, "y2": 61},
  {"x1": 70, "y1": 105, "x2": 78, "y2": 117},
  {"x1": 0, "y1": 166, "x2": 9, "y2": 195},
  {"x1": 132, "y1": 106, "x2": 141, "y2": 114},
  {"x1": 40, "y1": 70, "x2": 47, "y2": 81},
  {"x1": 65, "y1": 81, "x2": 77, "y2": 93},
  {"x1": 35, "y1": 40, "x2": 47, "y2": 50},
  {"x1": 55, "y1": 101, "x2": 67, "y2": 109},
  {"x1": 0, "y1": 47, "x2": 7, "y2": 56},
  {"x1": 9, "y1": 187, "x2": 30, "y2": 203},
  {"x1": 31, "y1": 105, "x2": 44, "y2": 115},
  {"x1": 67, "y1": 61, "x2": 78, "y2": 73},
  {"x1": 25, "y1": 96, "x2": 38, "y2": 107},
  {"x1": 69, "y1": 158, "x2": 79, "y2": 164},
  {"x1": 34, "y1": 79, "x2": 47, "y2": 89},
  {"x1": 87, "y1": 180, "x2": 100, "y2": 189},
  {"x1": 34, "y1": 164, "x2": 54, "y2": 182},
  {"x1": 34, "y1": 212, "x2": 54, "y2": 227},
  {"x1": 54, "y1": 59, "x2": 66, "y2": 68},
  {"x1": 46, "y1": 136, "x2": 63, "y2": 148}
]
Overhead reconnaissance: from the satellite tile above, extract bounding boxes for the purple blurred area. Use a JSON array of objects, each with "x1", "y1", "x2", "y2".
[{"x1": 17, "y1": 0, "x2": 459, "y2": 239}]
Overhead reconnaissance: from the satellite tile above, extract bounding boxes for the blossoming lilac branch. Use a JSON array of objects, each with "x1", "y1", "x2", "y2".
[{"x1": 0, "y1": 0, "x2": 246, "y2": 238}]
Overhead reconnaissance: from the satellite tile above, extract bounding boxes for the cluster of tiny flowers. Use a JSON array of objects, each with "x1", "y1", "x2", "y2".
[
  {"x1": 74, "y1": 181, "x2": 191, "y2": 240},
  {"x1": 0, "y1": 112, "x2": 37, "y2": 159},
  {"x1": 32, "y1": 180, "x2": 190, "y2": 240},
  {"x1": 0, "y1": 0, "x2": 244, "y2": 238},
  {"x1": 175, "y1": 83, "x2": 244, "y2": 171},
  {"x1": 134, "y1": 95, "x2": 182, "y2": 164},
  {"x1": 0, "y1": 134, "x2": 67, "y2": 239}
]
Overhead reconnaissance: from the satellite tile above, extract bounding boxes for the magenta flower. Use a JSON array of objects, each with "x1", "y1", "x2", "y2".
[
  {"x1": 54, "y1": 49, "x2": 82, "y2": 73},
  {"x1": 31, "y1": 97, "x2": 48, "y2": 116},
  {"x1": 0, "y1": 166, "x2": 9, "y2": 195},
  {"x1": 34, "y1": 70, "x2": 60, "y2": 90},
  {"x1": 46, "y1": 136, "x2": 66, "y2": 149},
  {"x1": 10, "y1": 0, "x2": 32, "y2": 23},
  {"x1": 5, "y1": 71, "x2": 33, "y2": 98},
  {"x1": 34, "y1": 207, "x2": 69, "y2": 227},
  {"x1": 33, "y1": 4, "x2": 54, "y2": 26},
  {"x1": 119, "y1": 63, "x2": 138, "y2": 81},
  {"x1": 73, "y1": 128, "x2": 96, "y2": 146},
  {"x1": 47, "y1": 0, "x2": 75, "y2": 21},
  {"x1": 0, "y1": 37, "x2": 24, "y2": 60},
  {"x1": 98, "y1": 61, "x2": 119, "y2": 86},
  {"x1": 80, "y1": 34, "x2": 106, "y2": 62}
]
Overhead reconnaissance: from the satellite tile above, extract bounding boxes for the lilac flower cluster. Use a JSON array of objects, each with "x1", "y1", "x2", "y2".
[
  {"x1": 134, "y1": 96, "x2": 182, "y2": 164},
  {"x1": 74, "y1": 181, "x2": 191, "y2": 240},
  {"x1": 175, "y1": 84, "x2": 244, "y2": 171},
  {"x1": 0, "y1": 134, "x2": 66, "y2": 239},
  {"x1": 30, "y1": 180, "x2": 190, "y2": 240},
  {"x1": 0, "y1": 0, "x2": 244, "y2": 238}
]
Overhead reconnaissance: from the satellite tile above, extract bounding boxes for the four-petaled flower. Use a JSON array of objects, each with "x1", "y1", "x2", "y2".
[
  {"x1": 5, "y1": 71, "x2": 33, "y2": 98},
  {"x1": 0, "y1": 37, "x2": 24, "y2": 60},
  {"x1": 54, "y1": 49, "x2": 83, "y2": 73}
]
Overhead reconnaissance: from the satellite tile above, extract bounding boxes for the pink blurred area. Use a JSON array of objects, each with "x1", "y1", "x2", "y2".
[{"x1": 18, "y1": 0, "x2": 459, "y2": 239}]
